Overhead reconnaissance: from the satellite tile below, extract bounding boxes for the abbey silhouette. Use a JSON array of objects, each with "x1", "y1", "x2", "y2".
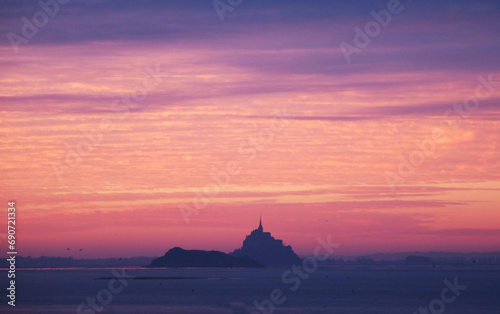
[
  {"x1": 230, "y1": 217, "x2": 302, "y2": 266},
  {"x1": 149, "y1": 217, "x2": 301, "y2": 267}
]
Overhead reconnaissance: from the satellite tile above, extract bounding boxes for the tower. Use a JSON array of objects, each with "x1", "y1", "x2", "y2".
[{"x1": 230, "y1": 214, "x2": 302, "y2": 266}]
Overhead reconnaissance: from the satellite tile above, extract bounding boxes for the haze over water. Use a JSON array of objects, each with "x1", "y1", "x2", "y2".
[{"x1": 4, "y1": 266, "x2": 499, "y2": 313}]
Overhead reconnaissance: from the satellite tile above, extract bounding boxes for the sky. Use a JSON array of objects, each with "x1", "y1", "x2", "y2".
[{"x1": 0, "y1": 0, "x2": 499, "y2": 258}]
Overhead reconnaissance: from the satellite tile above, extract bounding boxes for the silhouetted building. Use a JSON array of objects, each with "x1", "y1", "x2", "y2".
[{"x1": 230, "y1": 217, "x2": 301, "y2": 267}]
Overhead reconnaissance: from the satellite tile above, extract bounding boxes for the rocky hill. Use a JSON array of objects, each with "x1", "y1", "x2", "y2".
[{"x1": 149, "y1": 247, "x2": 264, "y2": 267}]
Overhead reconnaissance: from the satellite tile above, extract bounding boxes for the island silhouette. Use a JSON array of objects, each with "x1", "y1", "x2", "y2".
[
  {"x1": 150, "y1": 217, "x2": 302, "y2": 267},
  {"x1": 149, "y1": 247, "x2": 264, "y2": 267}
]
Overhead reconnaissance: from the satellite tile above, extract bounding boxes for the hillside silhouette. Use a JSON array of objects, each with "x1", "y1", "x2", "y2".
[{"x1": 149, "y1": 247, "x2": 263, "y2": 267}]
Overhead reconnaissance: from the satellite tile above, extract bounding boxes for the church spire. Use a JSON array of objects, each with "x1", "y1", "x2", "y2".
[{"x1": 258, "y1": 214, "x2": 263, "y2": 231}]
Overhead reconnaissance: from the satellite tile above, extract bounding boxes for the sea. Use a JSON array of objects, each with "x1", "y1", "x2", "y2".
[{"x1": 1, "y1": 265, "x2": 499, "y2": 313}]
